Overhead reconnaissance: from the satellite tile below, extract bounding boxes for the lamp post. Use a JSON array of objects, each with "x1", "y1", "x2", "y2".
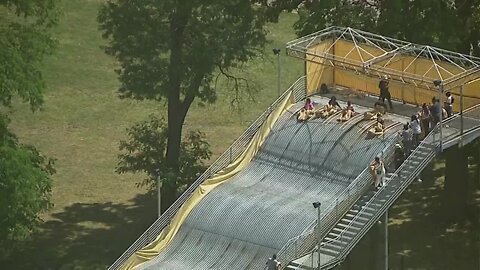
[
  {"x1": 313, "y1": 201, "x2": 321, "y2": 270},
  {"x1": 460, "y1": 85, "x2": 464, "y2": 138},
  {"x1": 434, "y1": 79, "x2": 444, "y2": 150},
  {"x1": 384, "y1": 210, "x2": 388, "y2": 270},
  {"x1": 155, "y1": 169, "x2": 162, "y2": 217},
  {"x1": 273, "y1": 48, "x2": 281, "y2": 97}
]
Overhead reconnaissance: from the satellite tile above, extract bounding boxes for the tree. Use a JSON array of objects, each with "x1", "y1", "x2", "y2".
[
  {"x1": 294, "y1": 0, "x2": 377, "y2": 37},
  {"x1": 0, "y1": 115, "x2": 55, "y2": 252},
  {"x1": 443, "y1": 144, "x2": 469, "y2": 220},
  {"x1": 0, "y1": 0, "x2": 58, "y2": 109},
  {"x1": 98, "y1": 0, "x2": 285, "y2": 208},
  {"x1": 116, "y1": 115, "x2": 211, "y2": 211},
  {"x1": 0, "y1": 0, "x2": 58, "y2": 250},
  {"x1": 294, "y1": 0, "x2": 480, "y2": 56},
  {"x1": 293, "y1": 1, "x2": 480, "y2": 221}
]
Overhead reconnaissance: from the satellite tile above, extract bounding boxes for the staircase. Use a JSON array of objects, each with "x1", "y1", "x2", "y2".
[
  {"x1": 319, "y1": 143, "x2": 436, "y2": 269},
  {"x1": 284, "y1": 104, "x2": 480, "y2": 270}
]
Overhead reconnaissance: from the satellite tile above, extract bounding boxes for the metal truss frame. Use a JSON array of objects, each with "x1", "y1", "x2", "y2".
[{"x1": 286, "y1": 26, "x2": 480, "y2": 90}]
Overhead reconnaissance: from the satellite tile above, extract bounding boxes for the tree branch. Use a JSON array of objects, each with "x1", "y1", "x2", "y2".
[{"x1": 217, "y1": 64, "x2": 253, "y2": 107}]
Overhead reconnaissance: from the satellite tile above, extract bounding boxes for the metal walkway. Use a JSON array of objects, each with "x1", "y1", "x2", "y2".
[
  {"x1": 286, "y1": 104, "x2": 480, "y2": 270},
  {"x1": 138, "y1": 98, "x2": 402, "y2": 270}
]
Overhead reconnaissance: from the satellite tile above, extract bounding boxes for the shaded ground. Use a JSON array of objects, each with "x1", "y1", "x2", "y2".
[
  {"x1": 2, "y1": 1, "x2": 302, "y2": 269},
  {"x1": 2, "y1": 1, "x2": 478, "y2": 269},
  {"x1": 388, "y1": 156, "x2": 480, "y2": 270},
  {"x1": 338, "y1": 152, "x2": 479, "y2": 270},
  {"x1": 1, "y1": 193, "x2": 156, "y2": 270}
]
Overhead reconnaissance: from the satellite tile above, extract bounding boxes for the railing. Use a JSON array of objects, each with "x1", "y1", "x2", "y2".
[
  {"x1": 277, "y1": 125, "x2": 401, "y2": 269},
  {"x1": 320, "y1": 103, "x2": 480, "y2": 268},
  {"x1": 108, "y1": 76, "x2": 307, "y2": 270}
]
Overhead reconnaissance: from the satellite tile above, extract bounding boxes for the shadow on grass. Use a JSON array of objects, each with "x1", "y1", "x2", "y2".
[
  {"x1": 341, "y1": 156, "x2": 479, "y2": 270},
  {"x1": 0, "y1": 192, "x2": 157, "y2": 270},
  {"x1": 387, "y1": 156, "x2": 479, "y2": 270}
]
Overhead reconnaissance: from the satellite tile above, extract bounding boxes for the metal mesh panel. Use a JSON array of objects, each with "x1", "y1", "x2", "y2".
[
  {"x1": 318, "y1": 104, "x2": 480, "y2": 266},
  {"x1": 138, "y1": 104, "x2": 401, "y2": 269},
  {"x1": 108, "y1": 77, "x2": 307, "y2": 270},
  {"x1": 276, "y1": 125, "x2": 400, "y2": 267}
]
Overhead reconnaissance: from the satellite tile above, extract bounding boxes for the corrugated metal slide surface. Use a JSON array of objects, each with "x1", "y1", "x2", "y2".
[{"x1": 140, "y1": 105, "x2": 398, "y2": 270}]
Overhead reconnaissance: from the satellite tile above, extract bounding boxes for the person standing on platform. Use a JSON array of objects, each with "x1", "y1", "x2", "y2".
[
  {"x1": 430, "y1": 97, "x2": 442, "y2": 126},
  {"x1": 410, "y1": 115, "x2": 422, "y2": 147},
  {"x1": 370, "y1": 156, "x2": 386, "y2": 190},
  {"x1": 378, "y1": 75, "x2": 393, "y2": 111},
  {"x1": 445, "y1": 91, "x2": 454, "y2": 117},
  {"x1": 394, "y1": 143, "x2": 406, "y2": 170},
  {"x1": 419, "y1": 103, "x2": 431, "y2": 137},
  {"x1": 401, "y1": 123, "x2": 412, "y2": 156},
  {"x1": 266, "y1": 254, "x2": 281, "y2": 270}
]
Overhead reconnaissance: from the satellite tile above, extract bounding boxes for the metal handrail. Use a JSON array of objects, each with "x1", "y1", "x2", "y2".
[
  {"x1": 319, "y1": 139, "x2": 399, "y2": 248},
  {"x1": 330, "y1": 140, "x2": 438, "y2": 261},
  {"x1": 326, "y1": 105, "x2": 480, "y2": 265},
  {"x1": 281, "y1": 104, "x2": 480, "y2": 269},
  {"x1": 108, "y1": 76, "x2": 307, "y2": 270},
  {"x1": 277, "y1": 121, "x2": 401, "y2": 268}
]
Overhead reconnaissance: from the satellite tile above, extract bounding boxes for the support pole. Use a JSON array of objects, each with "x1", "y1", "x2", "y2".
[
  {"x1": 273, "y1": 48, "x2": 281, "y2": 97},
  {"x1": 156, "y1": 170, "x2": 162, "y2": 217},
  {"x1": 460, "y1": 85, "x2": 464, "y2": 137},
  {"x1": 318, "y1": 205, "x2": 322, "y2": 270},
  {"x1": 277, "y1": 51, "x2": 281, "y2": 97},
  {"x1": 384, "y1": 210, "x2": 389, "y2": 270},
  {"x1": 439, "y1": 83, "x2": 444, "y2": 151},
  {"x1": 313, "y1": 201, "x2": 322, "y2": 270}
]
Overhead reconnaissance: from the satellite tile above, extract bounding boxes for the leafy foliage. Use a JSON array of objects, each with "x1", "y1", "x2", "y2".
[
  {"x1": 295, "y1": 0, "x2": 377, "y2": 37},
  {"x1": 0, "y1": 0, "x2": 58, "y2": 248},
  {"x1": 0, "y1": 0, "x2": 58, "y2": 110},
  {"x1": 99, "y1": 0, "x2": 288, "y2": 207},
  {"x1": 0, "y1": 115, "x2": 55, "y2": 251},
  {"x1": 116, "y1": 115, "x2": 211, "y2": 192},
  {"x1": 294, "y1": 0, "x2": 480, "y2": 56},
  {"x1": 98, "y1": 0, "x2": 272, "y2": 103}
]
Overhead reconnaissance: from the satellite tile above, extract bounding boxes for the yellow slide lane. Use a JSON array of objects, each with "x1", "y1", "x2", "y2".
[{"x1": 121, "y1": 92, "x2": 295, "y2": 270}]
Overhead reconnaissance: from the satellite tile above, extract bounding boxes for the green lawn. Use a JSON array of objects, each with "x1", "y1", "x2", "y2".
[
  {"x1": 3, "y1": 1, "x2": 303, "y2": 269},
  {"x1": 3, "y1": 1, "x2": 479, "y2": 270}
]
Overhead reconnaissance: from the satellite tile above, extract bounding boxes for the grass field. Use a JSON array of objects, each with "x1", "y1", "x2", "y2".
[
  {"x1": 3, "y1": 1, "x2": 303, "y2": 269},
  {"x1": 2, "y1": 1, "x2": 479, "y2": 270}
]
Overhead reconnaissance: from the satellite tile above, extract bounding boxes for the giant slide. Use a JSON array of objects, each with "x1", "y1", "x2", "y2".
[{"x1": 124, "y1": 95, "x2": 401, "y2": 270}]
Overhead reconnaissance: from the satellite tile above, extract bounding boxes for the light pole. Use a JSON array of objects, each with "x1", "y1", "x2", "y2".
[
  {"x1": 434, "y1": 79, "x2": 444, "y2": 150},
  {"x1": 155, "y1": 169, "x2": 162, "y2": 217},
  {"x1": 313, "y1": 201, "x2": 321, "y2": 270},
  {"x1": 460, "y1": 85, "x2": 464, "y2": 138},
  {"x1": 384, "y1": 210, "x2": 388, "y2": 270},
  {"x1": 273, "y1": 48, "x2": 281, "y2": 97}
]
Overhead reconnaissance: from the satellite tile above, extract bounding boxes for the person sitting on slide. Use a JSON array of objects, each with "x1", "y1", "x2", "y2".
[
  {"x1": 317, "y1": 96, "x2": 342, "y2": 118},
  {"x1": 368, "y1": 114, "x2": 385, "y2": 136},
  {"x1": 297, "y1": 98, "x2": 315, "y2": 122},
  {"x1": 338, "y1": 100, "x2": 355, "y2": 122},
  {"x1": 364, "y1": 101, "x2": 387, "y2": 120}
]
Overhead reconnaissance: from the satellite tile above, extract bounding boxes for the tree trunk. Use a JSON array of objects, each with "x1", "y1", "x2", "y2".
[
  {"x1": 161, "y1": 179, "x2": 178, "y2": 213},
  {"x1": 161, "y1": 3, "x2": 192, "y2": 210},
  {"x1": 163, "y1": 98, "x2": 190, "y2": 209},
  {"x1": 443, "y1": 144, "x2": 469, "y2": 220}
]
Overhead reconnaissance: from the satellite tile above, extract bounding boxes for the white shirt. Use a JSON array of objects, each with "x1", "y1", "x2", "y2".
[
  {"x1": 374, "y1": 161, "x2": 386, "y2": 176},
  {"x1": 446, "y1": 95, "x2": 453, "y2": 106},
  {"x1": 410, "y1": 120, "x2": 422, "y2": 135}
]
